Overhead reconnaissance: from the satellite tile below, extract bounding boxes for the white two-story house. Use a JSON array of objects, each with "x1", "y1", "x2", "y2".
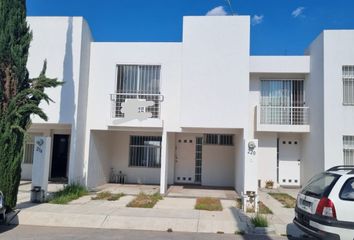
[{"x1": 21, "y1": 15, "x2": 354, "y2": 196}]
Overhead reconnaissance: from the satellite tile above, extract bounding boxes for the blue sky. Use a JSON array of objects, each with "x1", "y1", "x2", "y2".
[{"x1": 27, "y1": 0, "x2": 354, "y2": 55}]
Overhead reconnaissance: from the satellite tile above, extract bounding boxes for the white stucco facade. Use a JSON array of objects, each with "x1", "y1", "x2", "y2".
[{"x1": 22, "y1": 15, "x2": 354, "y2": 195}]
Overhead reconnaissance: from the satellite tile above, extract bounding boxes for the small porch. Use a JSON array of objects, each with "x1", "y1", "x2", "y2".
[
  {"x1": 93, "y1": 183, "x2": 239, "y2": 200},
  {"x1": 95, "y1": 183, "x2": 160, "y2": 195},
  {"x1": 160, "y1": 129, "x2": 247, "y2": 195},
  {"x1": 87, "y1": 128, "x2": 251, "y2": 196},
  {"x1": 166, "y1": 185, "x2": 239, "y2": 200}
]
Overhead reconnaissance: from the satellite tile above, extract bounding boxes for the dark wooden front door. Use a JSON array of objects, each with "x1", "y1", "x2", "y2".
[{"x1": 51, "y1": 134, "x2": 69, "y2": 179}]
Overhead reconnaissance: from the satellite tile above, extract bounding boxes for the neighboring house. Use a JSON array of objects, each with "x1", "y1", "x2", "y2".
[{"x1": 21, "y1": 15, "x2": 354, "y2": 195}]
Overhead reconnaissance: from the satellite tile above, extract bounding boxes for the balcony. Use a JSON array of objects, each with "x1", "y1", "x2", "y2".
[
  {"x1": 256, "y1": 105, "x2": 310, "y2": 132},
  {"x1": 109, "y1": 93, "x2": 163, "y2": 128}
]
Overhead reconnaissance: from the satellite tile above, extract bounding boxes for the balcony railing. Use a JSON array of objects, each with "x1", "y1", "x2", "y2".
[
  {"x1": 260, "y1": 106, "x2": 309, "y2": 125},
  {"x1": 110, "y1": 93, "x2": 163, "y2": 119}
]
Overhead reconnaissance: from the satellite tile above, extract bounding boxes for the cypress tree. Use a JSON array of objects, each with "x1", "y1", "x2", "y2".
[{"x1": 0, "y1": 0, "x2": 61, "y2": 210}]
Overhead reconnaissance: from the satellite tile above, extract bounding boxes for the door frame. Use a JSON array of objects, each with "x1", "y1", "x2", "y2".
[
  {"x1": 50, "y1": 134, "x2": 70, "y2": 180},
  {"x1": 174, "y1": 133, "x2": 203, "y2": 185},
  {"x1": 278, "y1": 137, "x2": 301, "y2": 187}
]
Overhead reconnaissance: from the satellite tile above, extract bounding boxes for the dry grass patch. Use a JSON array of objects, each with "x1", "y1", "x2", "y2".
[
  {"x1": 195, "y1": 197, "x2": 223, "y2": 211},
  {"x1": 269, "y1": 193, "x2": 296, "y2": 208},
  {"x1": 91, "y1": 191, "x2": 125, "y2": 201},
  {"x1": 127, "y1": 192, "x2": 162, "y2": 208}
]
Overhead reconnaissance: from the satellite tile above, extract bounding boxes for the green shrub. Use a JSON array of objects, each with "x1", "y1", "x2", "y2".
[
  {"x1": 251, "y1": 214, "x2": 268, "y2": 227},
  {"x1": 48, "y1": 184, "x2": 88, "y2": 204}
]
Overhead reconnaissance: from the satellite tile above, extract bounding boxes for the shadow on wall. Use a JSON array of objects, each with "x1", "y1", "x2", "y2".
[
  {"x1": 59, "y1": 17, "x2": 76, "y2": 125},
  {"x1": 58, "y1": 17, "x2": 85, "y2": 184}
]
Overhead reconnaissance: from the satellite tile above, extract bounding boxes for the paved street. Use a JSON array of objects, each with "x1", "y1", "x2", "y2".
[{"x1": 0, "y1": 225, "x2": 296, "y2": 240}]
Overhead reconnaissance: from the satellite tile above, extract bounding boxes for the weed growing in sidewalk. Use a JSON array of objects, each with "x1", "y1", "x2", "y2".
[
  {"x1": 127, "y1": 192, "x2": 162, "y2": 208},
  {"x1": 268, "y1": 193, "x2": 296, "y2": 208},
  {"x1": 251, "y1": 214, "x2": 268, "y2": 227},
  {"x1": 48, "y1": 184, "x2": 88, "y2": 204},
  {"x1": 91, "y1": 191, "x2": 124, "y2": 201}
]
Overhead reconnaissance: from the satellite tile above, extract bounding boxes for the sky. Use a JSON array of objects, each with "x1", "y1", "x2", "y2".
[{"x1": 27, "y1": 0, "x2": 354, "y2": 55}]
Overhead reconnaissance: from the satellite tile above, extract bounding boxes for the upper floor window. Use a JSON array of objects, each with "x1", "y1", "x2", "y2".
[
  {"x1": 116, "y1": 65, "x2": 161, "y2": 94},
  {"x1": 343, "y1": 66, "x2": 354, "y2": 105},
  {"x1": 112, "y1": 65, "x2": 162, "y2": 119},
  {"x1": 260, "y1": 80, "x2": 304, "y2": 107},
  {"x1": 260, "y1": 80, "x2": 307, "y2": 125}
]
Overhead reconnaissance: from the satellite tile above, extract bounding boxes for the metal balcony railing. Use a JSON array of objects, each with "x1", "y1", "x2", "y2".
[
  {"x1": 110, "y1": 93, "x2": 163, "y2": 119},
  {"x1": 260, "y1": 106, "x2": 309, "y2": 125}
]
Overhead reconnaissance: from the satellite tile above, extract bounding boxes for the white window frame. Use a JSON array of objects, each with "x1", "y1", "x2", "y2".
[
  {"x1": 116, "y1": 65, "x2": 161, "y2": 94},
  {"x1": 343, "y1": 66, "x2": 354, "y2": 106},
  {"x1": 343, "y1": 136, "x2": 354, "y2": 165}
]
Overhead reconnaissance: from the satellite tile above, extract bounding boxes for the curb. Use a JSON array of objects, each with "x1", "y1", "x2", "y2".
[
  {"x1": 4, "y1": 209, "x2": 21, "y2": 225},
  {"x1": 252, "y1": 226, "x2": 276, "y2": 235}
]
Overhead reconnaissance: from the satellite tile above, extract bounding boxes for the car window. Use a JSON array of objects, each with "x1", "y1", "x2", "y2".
[
  {"x1": 340, "y1": 178, "x2": 354, "y2": 201},
  {"x1": 301, "y1": 173, "x2": 340, "y2": 198}
]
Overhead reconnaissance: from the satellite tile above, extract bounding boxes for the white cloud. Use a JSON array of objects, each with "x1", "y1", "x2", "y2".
[
  {"x1": 206, "y1": 6, "x2": 227, "y2": 16},
  {"x1": 251, "y1": 15, "x2": 264, "y2": 25},
  {"x1": 292, "y1": 7, "x2": 305, "y2": 18}
]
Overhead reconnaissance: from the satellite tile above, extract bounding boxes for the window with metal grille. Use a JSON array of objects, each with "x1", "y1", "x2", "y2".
[
  {"x1": 23, "y1": 134, "x2": 40, "y2": 164},
  {"x1": 129, "y1": 136, "x2": 162, "y2": 168},
  {"x1": 204, "y1": 134, "x2": 218, "y2": 145},
  {"x1": 343, "y1": 136, "x2": 354, "y2": 165},
  {"x1": 343, "y1": 66, "x2": 354, "y2": 105},
  {"x1": 195, "y1": 137, "x2": 203, "y2": 183},
  {"x1": 204, "y1": 134, "x2": 233, "y2": 146},
  {"x1": 23, "y1": 143, "x2": 34, "y2": 164},
  {"x1": 116, "y1": 65, "x2": 161, "y2": 94},
  {"x1": 114, "y1": 65, "x2": 161, "y2": 118},
  {"x1": 260, "y1": 79, "x2": 307, "y2": 125}
]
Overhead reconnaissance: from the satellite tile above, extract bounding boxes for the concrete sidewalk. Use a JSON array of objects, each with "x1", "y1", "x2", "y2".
[
  {"x1": 11, "y1": 183, "x2": 306, "y2": 237},
  {"x1": 258, "y1": 189, "x2": 304, "y2": 238},
  {"x1": 10, "y1": 196, "x2": 251, "y2": 234}
]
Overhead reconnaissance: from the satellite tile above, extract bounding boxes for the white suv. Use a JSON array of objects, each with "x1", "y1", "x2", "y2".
[{"x1": 294, "y1": 166, "x2": 354, "y2": 240}]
